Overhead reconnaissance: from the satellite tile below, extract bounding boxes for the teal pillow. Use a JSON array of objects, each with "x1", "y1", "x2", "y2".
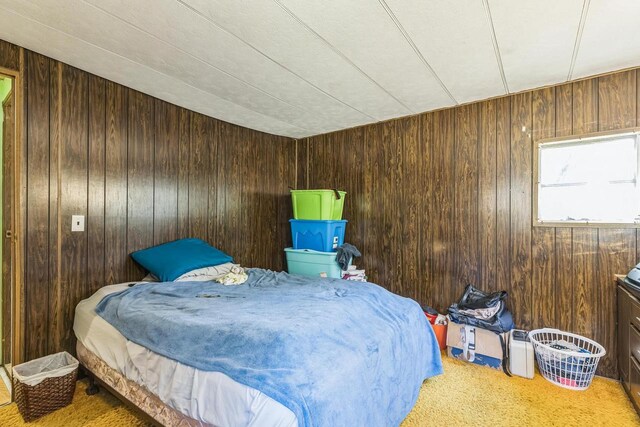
[{"x1": 130, "y1": 238, "x2": 233, "y2": 282}]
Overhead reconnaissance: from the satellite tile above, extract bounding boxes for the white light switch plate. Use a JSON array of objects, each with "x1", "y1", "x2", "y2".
[{"x1": 71, "y1": 215, "x2": 85, "y2": 232}]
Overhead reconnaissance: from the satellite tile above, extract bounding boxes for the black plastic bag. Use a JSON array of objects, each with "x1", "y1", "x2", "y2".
[
  {"x1": 456, "y1": 285, "x2": 507, "y2": 310},
  {"x1": 448, "y1": 284, "x2": 514, "y2": 333}
]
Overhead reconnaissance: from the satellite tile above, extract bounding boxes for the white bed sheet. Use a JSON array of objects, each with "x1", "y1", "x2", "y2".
[{"x1": 73, "y1": 283, "x2": 297, "y2": 427}]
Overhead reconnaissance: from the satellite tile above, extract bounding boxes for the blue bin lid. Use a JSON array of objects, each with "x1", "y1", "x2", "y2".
[
  {"x1": 289, "y1": 219, "x2": 347, "y2": 224},
  {"x1": 284, "y1": 248, "x2": 338, "y2": 256}
]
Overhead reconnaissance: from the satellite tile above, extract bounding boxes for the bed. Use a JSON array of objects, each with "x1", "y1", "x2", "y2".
[
  {"x1": 73, "y1": 242, "x2": 442, "y2": 427},
  {"x1": 74, "y1": 282, "x2": 297, "y2": 426}
]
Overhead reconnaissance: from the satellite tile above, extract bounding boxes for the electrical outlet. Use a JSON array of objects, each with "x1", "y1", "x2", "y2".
[{"x1": 71, "y1": 215, "x2": 85, "y2": 232}]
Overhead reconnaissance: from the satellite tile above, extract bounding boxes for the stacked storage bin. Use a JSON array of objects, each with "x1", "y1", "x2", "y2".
[{"x1": 285, "y1": 190, "x2": 347, "y2": 278}]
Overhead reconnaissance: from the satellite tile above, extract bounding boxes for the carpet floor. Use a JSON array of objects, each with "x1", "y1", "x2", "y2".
[{"x1": 0, "y1": 355, "x2": 637, "y2": 426}]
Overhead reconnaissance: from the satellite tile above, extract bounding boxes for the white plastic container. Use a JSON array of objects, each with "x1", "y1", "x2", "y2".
[{"x1": 508, "y1": 329, "x2": 535, "y2": 379}]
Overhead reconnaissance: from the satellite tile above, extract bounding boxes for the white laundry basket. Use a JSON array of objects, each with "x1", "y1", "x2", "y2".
[{"x1": 529, "y1": 328, "x2": 605, "y2": 391}]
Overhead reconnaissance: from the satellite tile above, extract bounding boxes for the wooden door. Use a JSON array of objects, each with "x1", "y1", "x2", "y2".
[{"x1": 2, "y1": 89, "x2": 13, "y2": 367}]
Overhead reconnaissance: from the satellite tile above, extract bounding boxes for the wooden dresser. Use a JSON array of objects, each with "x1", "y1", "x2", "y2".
[{"x1": 618, "y1": 276, "x2": 640, "y2": 413}]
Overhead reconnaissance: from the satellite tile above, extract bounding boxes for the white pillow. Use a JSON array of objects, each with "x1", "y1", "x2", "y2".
[
  {"x1": 174, "y1": 262, "x2": 237, "y2": 282},
  {"x1": 140, "y1": 273, "x2": 158, "y2": 282}
]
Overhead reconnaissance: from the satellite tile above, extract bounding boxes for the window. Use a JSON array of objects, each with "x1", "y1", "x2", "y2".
[{"x1": 535, "y1": 129, "x2": 640, "y2": 226}]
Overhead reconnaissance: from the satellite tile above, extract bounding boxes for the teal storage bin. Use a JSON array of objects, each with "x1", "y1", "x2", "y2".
[
  {"x1": 291, "y1": 189, "x2": 346, "y2": 220},
  {"x1": 284, "y1": 248, "x2": 347, "y2": 279}
]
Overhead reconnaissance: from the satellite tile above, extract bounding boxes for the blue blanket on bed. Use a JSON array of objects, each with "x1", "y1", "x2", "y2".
[{"x1": 95, "y1": 269, "x2": 442, "y2": 427}]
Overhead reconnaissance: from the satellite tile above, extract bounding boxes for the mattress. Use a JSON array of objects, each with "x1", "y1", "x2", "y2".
[{"x1": 73, "y1": 283, "x2": 297, "y2": 427}]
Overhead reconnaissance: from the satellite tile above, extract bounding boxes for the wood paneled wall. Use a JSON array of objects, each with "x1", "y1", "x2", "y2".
[
  {"x1": 3, "y1": 35, "x2": 638, "y2": 379},
  {"x1": 299, "y1": 68, "x2": 640, "y2": 378},
  {"x1": 0, "y1": 40, "x2": 296, "y2": 361}
]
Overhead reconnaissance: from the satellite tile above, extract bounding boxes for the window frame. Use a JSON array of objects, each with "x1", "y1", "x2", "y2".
[{"x1": 533, "y1": 127, "x2": 640, "y2": 228}]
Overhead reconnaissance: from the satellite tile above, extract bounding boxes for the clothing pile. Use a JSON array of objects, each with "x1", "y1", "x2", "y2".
[
  {"x1": 335, "y1": 243, "x2": 361, "y2": 269},
  {"x1": 335, "y1": 244, "x2": 366, "y2": 281},
  {"x1": 539, "y1": 339, "x2": 593, "y2": 388},
  {"x1": 341, "y1": 265, "x2": 367, "y2": 282},
  {"x1": 214, "y1": 265, "x2": 248, "y2": 286}
]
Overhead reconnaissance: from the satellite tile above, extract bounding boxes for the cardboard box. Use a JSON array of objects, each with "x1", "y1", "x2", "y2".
[{"x1": 446, "y1": 320, "x2": 508, "y2": 371}]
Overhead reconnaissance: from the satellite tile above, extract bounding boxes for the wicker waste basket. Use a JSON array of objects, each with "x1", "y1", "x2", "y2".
[{"x1": 12, "y1": 351, "x2": 79, "y2": 421}]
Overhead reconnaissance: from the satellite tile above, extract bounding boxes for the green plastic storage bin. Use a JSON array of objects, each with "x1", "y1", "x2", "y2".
[
  {"x1": 285, "y1": 248, "x2": 347, "y2": 278},
  {"x1": 291, "y1": 189, "x2": 346, "y2": 220}
]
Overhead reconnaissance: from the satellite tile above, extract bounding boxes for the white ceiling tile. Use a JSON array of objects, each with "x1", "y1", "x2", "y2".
[
  {"x1": 182, "y1": 0, "x2": 411, "y2": 122},
  {"x1": 3, "y1": 0, "x2": 339, "y2": 134},
  {"x1": 84, "y1": 0, "x2": 371, "y2": 134},
  {"x1": 489, "y1": 0, "x2": 585, "y2": 92},
  {"x1": 278, "y1": 0, "x2": 455, "y2": 113},
  {"x1": 0, "y1": 4, "x2": 308, "y2": 137},
  {"x1": 572, "y1": 0, "x2": 640, "y2": 79},
  {"x1": 383, "y1": 0, "x2": 506, "y2": 104},
  {"x1": 0, "y1": 0, "x2": 638, "y2": 138}
]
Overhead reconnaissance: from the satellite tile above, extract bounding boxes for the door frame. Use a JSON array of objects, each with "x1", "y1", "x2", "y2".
[{"x1": 0, "y1": 64, "x2": 24, "y2": 370}]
